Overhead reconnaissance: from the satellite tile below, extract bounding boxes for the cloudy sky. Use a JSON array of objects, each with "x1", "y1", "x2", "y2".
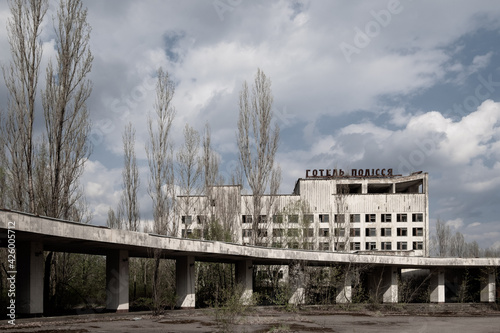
[{"x1": 1, "y1": 0, "x2": 500, "y2": 249}]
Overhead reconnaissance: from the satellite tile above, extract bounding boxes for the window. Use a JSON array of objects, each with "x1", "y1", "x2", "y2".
[
  {"x1": 289, "y1": 242, "x2": 299, "y2": 249},
  {"x1": 397, "y1": 214, "x2": 407, "y2": 222},
  {"x1": 412, "y1": 213, "x2": 423, "y2": 222},
  {"x1": 272, "y1": 229, "x2": 283, "y2": 237},
  {"x1": 319, "y1": 242, "x2": 330, "y2": 251},
  {"x1": 287, "y1": 228, "x2": 299, "y2": 237},
  {"x1": 413, "y1": 241, "x2": 423, "y2": 250},
  {"x1": 304, "y1": 228, "x2": 314, "y2": 237},
  {"x1": 305, "y1": 242, "x2": 315, "y2": 250},
  {"x1": 397, "y1": 227, "x2": 407, "y2": 236},
  {"x1": 289, "y1": 215, "x2": 299, "y2": 224},
  {"x1": 181, "y1": 216, "x2": 192, "y2": 224},
  {"x1": 303, "y1": 214, "x2": 314, "y2": 224},
  {"x1": 381, "y1": 242, "x2": 392, "y2": 250},
  {"x1": 258, "y1": 229, "x2": 268, "y2": 238},
  {"x1": 335, "y1": 242, "x2": 345, "y2": 251},
  {"x1": 335, "y1": 214, "x2": 345, "y2": 223},
  {"x1": 412, "y1": 227, "x2": 423, "y2": 236},
  {"x1": 242, "y1": 215, "x2": 252, "y2": 224},
  {"x1": 258, "y1": 215, "x2": 267, "y2": 224},
  {"x1": 397, "y1": 242, "x2": 408, "y2": 250},
  {"x1": 350, "y1": 228, "x2": 360, "y2": 237},
  {"x1": 350, "y1": 214, "x2": 360, "y2": 223},
  {"x1": 365, "y1": 228, "x2": 376, "y2": 237},
  {"x1": 319, "y1": 228, "x2": 329, "y2": 237},
  {"x1": 381, "y1": 228, "x2": 392, "y2": 237},
  {"x1": 350, "y1": 242, "x2": 361, "y2": 251},
  {"x1": 272, "y1": 242, "x2": 283, "y2": 248},
  {"x1": 381, "y1": 214, "x2": 392, "y2": 223},
  {"x1": 197, "y1": 215, "x2": 207, "y2": 224},
  {"x1": 181, "y1": 229, "x2": 193, "y2": 237},
  {"x1": 334, "y1": 228, "x2": 345, "y2": 237},
  {"x1": 273, "y1": 215, "x2": 283, "y2": 223},
  {"x1": 365, "y1": 214, "x2": 376, "y2": 223},
  {"x1": 242, "y1": 229, "x2": 252, "y2": 238},
  {"x1": 319, "y1": 214, "x2": 329, "y2": 223},
  {"x1": 365, "y1": 242, "x2": 377, "y2": 250}
]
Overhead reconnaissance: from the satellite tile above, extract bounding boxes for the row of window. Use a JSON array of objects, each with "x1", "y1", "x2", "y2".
[
  {"x1": 181, "y1": 213, "x2": 424, "y2": 225},
  {"x1": 242, "y1": 213, "x2": 423, "y2": 224},
  {"x1": 267, "y1": 241, "x2": 424, "y2": 251},
  {"x1": 242, "y1": 227, "x2": 424, "y2": 238},
  {"x1": 326, "y1": 241, "x2": 423, "y2": 251}
]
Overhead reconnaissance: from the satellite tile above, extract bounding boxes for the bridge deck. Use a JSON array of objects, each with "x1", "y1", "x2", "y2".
[{"x1": 1, "y1": 209, "x2": 499, "y2": 267}]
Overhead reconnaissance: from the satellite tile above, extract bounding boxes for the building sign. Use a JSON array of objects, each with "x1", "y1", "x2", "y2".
[{"x1": 306, "y1": 168, "x2": 394, "y2": 178}]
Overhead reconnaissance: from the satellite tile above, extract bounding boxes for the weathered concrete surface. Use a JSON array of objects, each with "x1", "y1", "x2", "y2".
[
  {"x1": 176, "y1": 256, "x2": 195, "y2": 308},
  {"x1": 236, "y1": 259, "x2": 253, "y2": 304},
  {"x1": 2, "y1": 209, "x2": 500, "y2": 268},
  {"x1": 17, "y1": 242, "x2": 44, "y2": 315},
  {"x1": 2, "y1": 307, "x2": 500, "y2": 333},
  {"x1": 430, "y1": 268, "x2": 446, "y2": 303},
  {"x1": 481, "y1": 268, "x2": 496, "y2": 303},
  {"x1": 106, "y1": 250, "x2": 129, "y2": 312}
]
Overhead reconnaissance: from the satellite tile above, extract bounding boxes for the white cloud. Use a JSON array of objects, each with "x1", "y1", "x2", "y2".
[{"x1": 446, "y1": 218, "x2": 464, "y2": 230}]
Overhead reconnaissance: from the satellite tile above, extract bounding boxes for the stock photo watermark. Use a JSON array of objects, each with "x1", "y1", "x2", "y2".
[
  {"x1": 6, "y1": 221, "x2": 16, "y2": 325},
  {"x1": 90, "y1": 71, "x2": 157, "y2": 148},
  {"x1": 213, "y1": 0, "x2": 243, "y2": 21},
  {"x1": 397, "y1": 71, "x2": 500, "y2": 175},
  {"x1": 339, "y1": 0, "x2": 410, "y2": 64}
]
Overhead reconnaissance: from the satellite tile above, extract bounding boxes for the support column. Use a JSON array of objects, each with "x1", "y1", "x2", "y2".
[
  {"x1": 336, "y1": 272, "x2": 352, "y2": 304},
  {"x1": 289, "y1": 263, "x2": 306, "y2": 305},
  {"x1": 382, "y1": 266, "x2": 399, "y2": 303},
  {"x1": 480, "y1": 268, "x2": 496, "y2": 303},
  {"x1": 367, "y1": 266, "x2": 399, "y2": 303},
  {"x1": 106, "y1": 250, "x2": 129, "y2": 312},
  {"x1": 430, "y1": 268, "x2": 445, "y2": 303},
  {"x1": 236, "y1": 260, "x2": 253, "y2": 304},
  {"x1": 18, "y1": 242, "x2": 44, "y2": 315},
  {"x1": 176, "y1": 256, "x2": 195, "y2": 308}
]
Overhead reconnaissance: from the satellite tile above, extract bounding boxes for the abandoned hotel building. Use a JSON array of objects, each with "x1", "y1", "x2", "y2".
[{"x1": 178, "y1": 169, "x2": 429, "y2": 257}]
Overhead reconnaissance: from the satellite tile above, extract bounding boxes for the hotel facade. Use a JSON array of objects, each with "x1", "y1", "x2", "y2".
[{"x1": 178, "y1": 169, "x2": 429, "y2": 257}]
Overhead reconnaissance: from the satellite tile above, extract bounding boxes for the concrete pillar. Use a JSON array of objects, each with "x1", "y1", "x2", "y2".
[
  {"x1": 336, "y1": 272, "x2": 352, "y2": 304},
  {"x1": 368, "y1": 266, "x2": 399, "y2": 303},
  {"x1": 236, "y1": 260, "x2": 253, "y2": 304},
  {"x1": 289, "y1": 263, "x2": 306, "y2": 305},
  {"x1": 480, "y1": 269, "x2": 496, "y2": 303},
  {"x1": 176, "y1": 256, "x2": 195, "y2": 308},
  {"x1": 106, "y1": 250, "x2": 129, "y2": 312},
  {"x1": 18, "y1": 242, "x2": 44, "y2": 315},
  {"x1": 382, "y1": 266, "x2": 399, "y2": 303},
  {"x1": 430, "y1": 268, "x2": 445, "y2": 303}
]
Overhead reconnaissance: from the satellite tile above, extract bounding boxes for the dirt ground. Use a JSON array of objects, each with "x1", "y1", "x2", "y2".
[{"x1": 2, "y1": 305, "x2": 500, "y2": 333}]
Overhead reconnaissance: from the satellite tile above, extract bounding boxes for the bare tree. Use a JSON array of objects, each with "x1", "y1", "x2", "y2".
[
  {"x1": 119, "y1": 122, "x2": 140, "y2": 231},
  {"x1": 201, "y1": 124, "x2": 221, "y2": 191},
  {"x1": 40, "y1": 0, "x2": 93, "y2": 220},
  {"x1": 2, "y1": 0, "x2": 48, "y2": 213},
  {"x1": 146, "y1": 67, "x2": 176, "y2": 236},
  {"x1": 106, "y1": 207, "x2": 120, "y2": 229},
  {"x1": 177, "y1": 124, "x2": 201, "y2": 237},
  {"x1": 433, "y1": 218, "x2": 451, "y2": 257},
  {"x1": 333, "y1": 181, "x2": 350, "y2": 252},
  {"x1": 146, "y1": 68, "x2": 176, "y2": 314},
  {"x1": 450, "y1": 231, "x2": 466, "y2": 257},
  {"x1": 237, "y1": 68, "x2": 280, "y2": 245}
]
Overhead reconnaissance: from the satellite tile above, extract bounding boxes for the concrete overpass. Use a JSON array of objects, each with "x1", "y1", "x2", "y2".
[{"x1": 1, "y1": 209, "x2": 499, "y2": 315}]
